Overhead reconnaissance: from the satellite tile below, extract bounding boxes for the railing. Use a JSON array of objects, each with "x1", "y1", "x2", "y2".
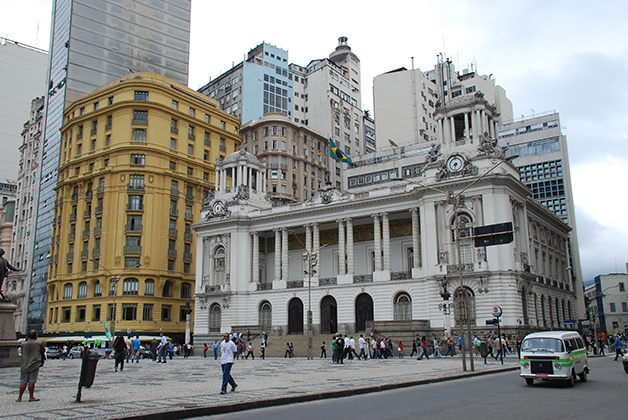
[
  {"x1": 124, "y1": 245, "x2": 142, "y2": 254},
  {"x1": 168, "y1": 249, "x2": 177, "y2": 258},
  {"x1": 92, "y1": 247, "x2": 100, "y2": 257},
  {"x1": 287, "y1": 281, "x2": 303, "y2": 289},
  {"x1": 93, "y1": 227, "x2": 102, "y2": 236},
  {"x1": 319, "y1": 277, "x2": 337, "y2": 286},
  {"x1": 391, "y1": 271, "x2": 411, "y2": 281},
  {"x1": 68, "y1": 233, "x2": 75, "y2": 242},
  {"x1": 257, "y1": 283, "x2": 273, "y2": 291},
  {"x1": 183, "y1": 252, "x2": 192, "y2": 260},
  {"x1": 126, "y1": 224, "x2": 143, "y2": 233},
  {"x1": 168, "y1": 228, "x2": 177, "y2": 237}
]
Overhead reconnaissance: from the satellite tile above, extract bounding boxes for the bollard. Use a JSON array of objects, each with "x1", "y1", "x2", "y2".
[{"x1": 479, "y1": 343, "x2": 489, "y2": 364}]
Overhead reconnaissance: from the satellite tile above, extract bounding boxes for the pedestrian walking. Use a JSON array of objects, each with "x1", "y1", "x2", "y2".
[
  {"x1": 444, "y1": 337, "x2": 455, "y2": 357},
  {"x1": 157, "y1": 333, "x2": 168, "y2": 363},
  {"x1": 246, "y1": 342, "x2": 255, "y2": 360},
  {"x1": 212, "y1": 340, "x2": 219, "y2": 359},
  {"x1": 260, "y1": 339, "x2": 266, "y2": 360},
  {"x1": 398, "y1": 342, "x2": 404, "y2": 358},
  {"x1": 433, "y1": 337, "x2": 442, "y2": 358},
  {"x1": 219, "y1": 333, "x2": 238, "y2": 394},
  {"x1": 16, "y1": 330, "x2": 45, "y2": 402},
  {"x1": 132, "y1": 336, "x2": 141, "y2": 363},
  {"x1": 321, "y1": 341, "x2": 327, "y2": 358},
  {"x1": 113, "y1": 335, "x2": 128, "y2": 372},
  {"x1": 613, "y1": 335, "x2": 625, "y2": 361}
]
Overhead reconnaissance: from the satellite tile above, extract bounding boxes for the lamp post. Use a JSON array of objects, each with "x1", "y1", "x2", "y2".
[
  {"x1": 401, "y1": 155, "x2": 516, "y2": 372},
  {"x1": 90, "y1": 259, "x2": 140, "y2": 346},
  {"x1": 438, "y1": 276, "x2": 451, "y2": 338},
  {"x1": 182, "y1": 298, "x2": 193, "y2": 346}
]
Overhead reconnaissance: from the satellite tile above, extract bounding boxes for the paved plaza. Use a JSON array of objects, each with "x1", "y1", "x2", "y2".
[{"x1": 0, "y1": 354, "x2": 518, "y2": 419}]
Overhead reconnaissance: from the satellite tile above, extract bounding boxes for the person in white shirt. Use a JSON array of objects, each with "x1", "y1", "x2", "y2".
[
  {"x1": 358, "y1": 334, "x2": 366, "y2": 360},
  {"x1": 157, "y1": 333, "x2": 168, "y2": 363},
  {"x1": 220, "y1": 333, "x2": 238, "y2": 394}
]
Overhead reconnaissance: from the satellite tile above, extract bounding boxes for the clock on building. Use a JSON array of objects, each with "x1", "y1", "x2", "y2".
[
  {"x1": 447, "y1": 155, "x2": 465, "y2": 172},
  {"x1": 212, "y1": 200, "x2": 225, "y2": 216}
]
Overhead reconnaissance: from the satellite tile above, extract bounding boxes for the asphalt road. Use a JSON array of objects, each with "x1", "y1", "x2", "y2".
[{"x1": 196, "y1": 356, "x2": 627, "y2": 420}]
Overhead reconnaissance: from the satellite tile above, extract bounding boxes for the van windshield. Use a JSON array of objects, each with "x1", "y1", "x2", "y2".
[{"x1": 522, "y1": 337, "x2": 564, "y2": 353}]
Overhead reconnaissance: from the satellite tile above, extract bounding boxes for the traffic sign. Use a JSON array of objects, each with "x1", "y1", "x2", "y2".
[{"x1": 492, "y1": 306, "x2": 502, "y2": 317}]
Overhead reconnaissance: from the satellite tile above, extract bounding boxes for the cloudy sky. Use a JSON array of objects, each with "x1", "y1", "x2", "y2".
[{"x1": 2, "y1": 0, "x2": 627, "y2": 283}]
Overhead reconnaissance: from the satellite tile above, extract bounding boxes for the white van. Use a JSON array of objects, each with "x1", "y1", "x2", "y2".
[{"x1": 520, "y1": 331, "x2": 589, "y2": 387}]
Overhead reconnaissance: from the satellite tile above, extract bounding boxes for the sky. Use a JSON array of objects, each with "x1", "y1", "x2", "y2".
[{"x1": 2, "y1": 0, "x2": 627, "y2": 284}]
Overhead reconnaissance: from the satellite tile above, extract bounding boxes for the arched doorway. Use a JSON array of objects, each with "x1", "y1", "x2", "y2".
[
  {"x1": 355, "y1": 293, "x2": 373, "y2": 332},
  {"x1": 453, "y1": 286, "x2": 476, "y2": 326},
  {"x1": 288, "y1": 298, "x2": 303, "y2": 334},
  {"x1": 259, "y1": 301, "x2": 272, "y2": 332},
  {"x1": 209, "y1": 303, "x2": 221, "y2": 332},
  {"x1": 320, "y1": 295, "x2": 337, "y2": 334}
]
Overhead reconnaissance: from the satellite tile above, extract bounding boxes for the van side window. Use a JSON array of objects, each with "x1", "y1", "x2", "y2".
[
  {"x1": 575, "y1": 337, "x2": 584, "y2": 349},
  {"x1": 565, "y1": 339, "x2": 575, "y2": 352}
]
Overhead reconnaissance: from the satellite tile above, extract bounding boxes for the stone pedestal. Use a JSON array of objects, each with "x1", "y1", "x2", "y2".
[{"x1": 0, "y1": 300, "x2": 20, "y2": 368}]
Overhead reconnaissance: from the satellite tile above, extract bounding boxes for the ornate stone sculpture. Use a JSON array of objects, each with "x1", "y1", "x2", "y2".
[{"x1": 425, "y1": 143, "x2": 441, "y2": 164}]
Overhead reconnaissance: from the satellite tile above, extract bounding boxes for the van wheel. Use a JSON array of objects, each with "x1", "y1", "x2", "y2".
[
  {"x1": 69, "y1": 354, "x2": 74, "y2": 359},
  {"x1": 566, "y1": 370, "x2": 576, "y2": 387},
  {"x1": 525, "y1": 378, "x2": 534, "y2": 386},
  {"x1": 578, "y1": 370, "x2": 588, "y2": 382}
]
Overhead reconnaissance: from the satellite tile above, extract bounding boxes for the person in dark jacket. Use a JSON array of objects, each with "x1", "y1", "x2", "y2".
[{"x1": 113, "y1": 335, "x2": 128, "y2": 372}]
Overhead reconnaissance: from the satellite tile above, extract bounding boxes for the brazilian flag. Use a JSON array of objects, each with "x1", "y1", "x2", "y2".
[
  {"x1": 104, "y1": 320, "x2": 112, "y2": 340},
  {"x1": 329, "y1": 138, "x2": 352, "y2": 164}
]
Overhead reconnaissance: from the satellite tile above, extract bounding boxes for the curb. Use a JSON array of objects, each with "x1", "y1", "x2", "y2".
[{"x1": 121, "y1": 366, "x2": 519, "y2": 420}]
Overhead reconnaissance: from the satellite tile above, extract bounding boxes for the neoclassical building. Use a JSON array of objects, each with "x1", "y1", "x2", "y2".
[{"x1": 192, "y1": 86, "x2": 579, "y2": 343}]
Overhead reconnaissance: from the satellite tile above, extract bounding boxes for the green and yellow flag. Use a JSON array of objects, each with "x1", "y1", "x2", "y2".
[
  {"x1": 329, "y1": 138, "x2": 352, "y2": 164},
  {"x1": 104, "y1": 320, "x2": 112, "y2": 340}
]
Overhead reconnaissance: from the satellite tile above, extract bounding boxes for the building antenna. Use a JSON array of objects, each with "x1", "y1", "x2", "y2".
[
  {"x1": 36, "y1": 20, "x2": 39, "y2": 47},
  {"x1": 442, "y1": 35, "x2": 446, "y2": 59},
  {"x1": 411, "y1": 57, "x2": 418, "y2": 144},
  {"x1": 457, "y1": 50, "x2": 459, "y2": 71}
]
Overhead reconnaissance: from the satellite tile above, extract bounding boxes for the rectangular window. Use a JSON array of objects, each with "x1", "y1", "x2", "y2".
[
  {"x1": 610, "y1": 302, "x2": 617, "y2": 312},
  {"x1": 133, "y1": 110, "x2": 148, "y2": 125},
  {"x1": 130, "y1": 154, "x2": 145, "y2": 165},
  {"x1": 169, "y1": 161, "x2": 176, "y2": 170},
  {"x1": 620, "y1": 282, "x2": 625, "y2": 292},
  {"x1": 134, "y1": 91, "x2": 149, "y2": 101},
  {"x1": 76, "y1": 306, "x2": 86, "y2": 322},
  {"x1": 204, "y1": 131, "x2": 210, "y2": 146},
  {"x1": 172, "y1": 100, "x2": 178, "y2": 110},
  {"x1": 62, "y1": 307, "x2": 72, "y2": 322},
  {"x1": 127, "y1": 195, "x2": 143, "y2": 211},
  {"x1": 170, "y1": 138, "x2": 177, "y2": 149},
  {"x1": 205, "y1": 114, "x2": 210, "y2": 123},
  {"x1": 161, "y1": 305, "x2": 172, "y2": 321},
  {"x1": 623, "y1": 302, "x2": 628, "y2": 312},
  {"x1": 189, "y1": 107, "x2": 195, "y2": 117},
  {"x1": 188, "y1": 144, "x2": 194, "y2": 155},
  {"x1": 92, "y1": 305, "x2": 101, "y2": 321},
  {"x1": 143, "y1": 304, "x2": 153, "y2": 321},
  {"x1": 220, "y1": 138, "x2": 226, "y2": 152},
  {"x1": 122, "y1": 304, "x2": 137, "y2": 321}
]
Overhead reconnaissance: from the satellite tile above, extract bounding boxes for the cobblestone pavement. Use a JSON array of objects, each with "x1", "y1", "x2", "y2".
[{"x1": 0, "y1": 354, "x2": 519, "y2": 419}]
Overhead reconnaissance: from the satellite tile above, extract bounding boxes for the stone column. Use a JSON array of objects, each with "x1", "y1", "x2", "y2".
[
  {"x1": 382, "y1": 213, "x2": 391, "y2": 271},
  {"x1": 338, "y1": 220, "x2": 346, "y2": 275},
  {"x1": 411, "y1": 208, "x2": 420, "y2": 269},
  {"x1": 464, "y1": 112, "x2": 470, "y2": 142},
  {"x1": 437, "y1": 118, "x2": 443, "y2": 143},
  {"x1": 373, "y1": 214, "x2": 382, "y2": 271},
  {"x1": 305, "y1": 224, "x2": 312, "y2": 253},
  {"x1": 449, "y1": 116, "x2": 456, "y2": 142},
  {"x1": 313, "y1": 223, "x2": 320, "y2": 275},
  {"x1": 282, "y1": 228, "x2": 289, "y2": 281},
  {"x1": 346, "y1": 218, "x2": 354, "y2": 275},
  {"x1": 252, "y1": 231, "x2": 259, "y2": 284},
  {"x1": 274, "y1": 229, "x2": 281, "y2": 281},
  {"x1": 216, "y1": 170, "x2": 220, "y2": 192}
]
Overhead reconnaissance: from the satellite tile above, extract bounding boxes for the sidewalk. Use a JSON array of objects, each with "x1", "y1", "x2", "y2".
[{"x1": 0, "y1": 354, "x2": 519, "y2": 420}]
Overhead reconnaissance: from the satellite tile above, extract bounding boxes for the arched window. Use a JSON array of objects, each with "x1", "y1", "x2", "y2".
[
  {"x1": 209, "y1": 303, "x2": 221, "y2": 332},
  {"x1": 77, "y1": 281, "x2": 88, "y2": 298},
  {"x1": 451, "y1": 213, "x2": 474, "y2": 265},
  {"x1": 213, "y1": 246, "x2": 226, "y2": 285},
  {"x1": 453, "y1": 286, "x2": 476, "y2": 326},
  {"x1": 144, "y1": 279, "x2": 154, "y2": 296},
  {"x1": 393, "y1": 292, "x2": 412, "y2": 321},
  {"x1": 94, "y1": 281, "x2": 102, "y2": 297},
  {"x1": 162, "y1": 280, "x2": 173, "y2": 297},
  {"x1": 180, "y1": 282, "x2": 191, "y2": 299},
  {"x1": 259, "y1": 301, "x2": 272, "y2": 331},
  {"x1": 132, "y1": 129, "x2": 147, "y2": 142},
  {"x1": 123, "y1": 278, "x2": 139, "y2": 295},
  {"x1": 63, "y1": 283, "x2": 73, "y2": 299}
]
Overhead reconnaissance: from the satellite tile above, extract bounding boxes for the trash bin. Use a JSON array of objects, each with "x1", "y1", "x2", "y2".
[
  {"x1": 76, "y1": 349, "x2": 99, "y2": 402},
  {"x1": 479, "y1": 343, "x2": 489, "y2": 363}
]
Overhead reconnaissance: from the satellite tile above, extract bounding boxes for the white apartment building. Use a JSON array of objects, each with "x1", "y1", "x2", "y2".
[
  {"x1": 585, "y1": 273, "x2": 628, "y2": 335},
  {"x1": 373, "y1": 57, "x2": 512, "y2": 150}
]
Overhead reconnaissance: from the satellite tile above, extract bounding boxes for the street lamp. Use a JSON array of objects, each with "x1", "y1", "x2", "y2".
[
  {"x1": 438, "y1": 276, "x2": 452, "y2": 338},
  {"x1": 90, "y1": 259, "x2": 140, "y2": 346},
  {"x1": 400, "y1": 155, "x2": 517, "y2": 372},
  {"x1": 289, "y1": 230, "x2": 327, "y2": 360}
]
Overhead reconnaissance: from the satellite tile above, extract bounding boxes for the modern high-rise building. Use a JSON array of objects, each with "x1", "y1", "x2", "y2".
[
  {"x1": 499, "y1": 111, "x2": 585, "y2": 321},
  {"x1": 45, "y1": 72, "x2": 240, "y2": 339},
  {"x1": 373, "y1": 57, "x2": 513, "y2": 150},
  {"x1": 28, "y1": 0, "x2": 192, "y2": 332},
  {"x1": 239, "y1": 113, "x2": 329, "y2": 205},
  {"x1": 198, "y1": 43, "x2": 293, "y2": 123},
  {"x1": 200, "y1": 37, "x2": 363, "y2": 192},
  {"x1": 0, "y1": 38, "x2": 48, "y2": 182}
]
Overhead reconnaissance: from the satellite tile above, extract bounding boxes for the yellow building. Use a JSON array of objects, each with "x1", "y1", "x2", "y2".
[{"x1": 46, "y1": 73, "x2": 241, "y2": 341}]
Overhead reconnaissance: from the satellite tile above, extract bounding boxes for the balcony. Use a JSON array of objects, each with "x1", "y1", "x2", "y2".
[
  {"x1": 83, "y1": 210, "x2": 91, "y2": 218},
  {"x1": 185, "y1": 194, "x2": 194, "y2": 203},
  {"x1": 127, "y1": 184, "x2": 145, "y2": 192},
  {"x1": 184, "y1": 213, "x2": 194, "y2": 222},
  {"x1": 132, "y1": 118, "x2": 147, "y2": 125},
  {"x1": 353, "y1": 274, "x2": 373, "y2": 284},
  {"x1": 183, "y1": 251, "x2": 192, "y2": 261},
  {"x1": 82, "y1": 230, "x2": 89, "y2": 240},
  {"x1": 171, "y1": 127, "x2": 178, "y2": 134},
  {"x1": 90, "y1": 128, "x2": 97, "y2": 136},
  {"x1": 69, "y1": 214, "x2": 77, "y2": 222},
  {"x1": 167, "y1": 249, "x2": 177, "y2": 258},
  {"x1": 125, "y1": 224, "x2": 142, "y2": 233},
  {"x1": 80, "y1": 250, "x2": 88, "y2": 259},
  {"x1": 96, "y1": 186, "x2": 104, "y2": 196},
  {"x1": 188, "y1": 133, "x2": 195, "y2": 141},
  {"x1": 257, "y1": 283, "x2": 273, "y2": 291},
  {"x1": 71, "y1": 195, "x2": 78, "y2": 203},
  {"x1": 168, "y1": 228, "x2": 178, "y2": 238},
  {"x1": 169, "y1": 209, "x2": 178, "y2": 218},
  {"x1": 287, "y1": 281, "x2": 304, "y2": 289},
  {"x1": 184, "y1": 231, "x2": 192, "y2": 241},
  {"x1": 85, "y1": 191, "x2": 93, "y2": 199},
  {"x1": 66, "y1": 252, "x2": 74, "y2": 261},
  {"x1": 105, "y1": 123, "x2": 111, "y2": 131},
  {"x1": 93, "y1": 227, "x2": 102, "y2": 236},
  {"x1": 68, "y1": 233, "x2": 75, "y2": 242},
  {"x1": 170, "y1": 189, "x2": 179, "y2": 199},
  {"x1": 123, "y1": 245, "x2": 142, "y2": 255},
  {"x1": 95, "y1": 206, "x2": 103, "y2": 215},
  {"x1": 92, "y1": 247, "x2": 100, "y2": 257}
]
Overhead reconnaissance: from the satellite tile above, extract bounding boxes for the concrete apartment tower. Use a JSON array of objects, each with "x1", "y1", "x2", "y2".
[
  {"x1": 27, "y1": 0, "x2": 191, "y2": 332},
  {"x1": 0, "y1": 39, "x2": 49, "y2": 183}
]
